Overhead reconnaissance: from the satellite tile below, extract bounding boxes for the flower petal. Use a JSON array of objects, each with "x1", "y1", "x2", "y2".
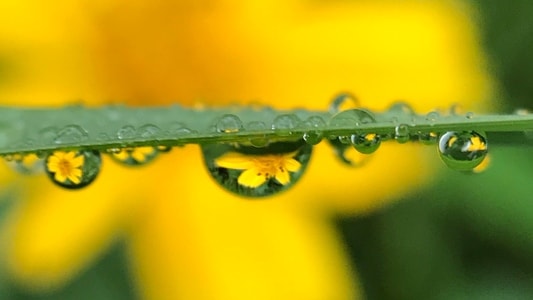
[
  {"x1": 214, "y1": 152, "x2": 255, "y2": 170},
  {"x1": 237, "y1": 168, "x2": 267, "y2": 188}
]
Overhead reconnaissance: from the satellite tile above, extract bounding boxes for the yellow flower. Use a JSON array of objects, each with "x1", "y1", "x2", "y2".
[
  {"x1": 0, "y1": 1, "x2": 493, "y2": 299},
  {"x1": 215, "y1": 151, "x2": 301, "y2": 188},
  {"x1": 45, "y1": 151, "x2": 84, "y2": 184}
]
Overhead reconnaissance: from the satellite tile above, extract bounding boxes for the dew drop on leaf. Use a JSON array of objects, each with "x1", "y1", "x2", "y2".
[
  {"x1": 329, "y1": 108, "x2": 377, "y2": 129},
  {"x1": 137, "y1": 124, "x2": 162, "y2": 138},
  {"x1": 272, "y1": 114, "x2": 301, "y2": 136},
  {"x1": 117, "y1": 125, "x2": 137, "y2": 140},
  {"x1": 302, "y1": 116, "x2": 326, "y2": 145},
  {"x1": 351, "y1": 133, "x2": 381, "y2": 154},
  {"x1": 394, "y1": 124, "x2": 410, "y2": 144},
  {"x1": 438, "y1": 131, "x2": 488, "y2": 171},
  {"x1": 201, "y1": 140, "x2": 312, "y2": 198},
  {"x1": 54, "y1": 125, "x2": 89, "y2": 144},
  {"x1": 425, "y1": 111, "x2": 440, "y2": 125},
  {"x1": 246, "y1": 121, "x2": 269, "y2": 147},
  {"x1": 110, "y1": 146, "x2": 159, "y2": 166},
  {"x1": 329, "y1": 92, "x2": 360, "y2": 113},
  {"x1": 45, "y1": 150, "x2": 102, "y2": 189},
  {"x1": 216, "y1": 114, "x2": 243, "y2": 133}
]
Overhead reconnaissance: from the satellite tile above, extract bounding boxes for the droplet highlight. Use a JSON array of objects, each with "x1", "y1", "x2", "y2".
[
  {"x1": 45, "y1": 150, "x2": 102, "y2": 189},
  {"x1": 438, "y1": 131, "x2": 488, "y2": 171},
  {"x1": 351, "y1": 133, "x2": 381, "y2": 154},
  {"x1": 202, "y1": 140, "x2": 311, "y2": 198}
]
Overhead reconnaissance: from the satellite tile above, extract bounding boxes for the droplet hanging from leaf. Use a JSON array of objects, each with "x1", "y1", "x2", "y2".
[
  {"x1": 110, "y1": 146, "x2": 159, "y2": 166},
  {"x1": 45, "y1": 150, "x2": 102, "y2": 189},
  {"x1": 438, "y1": 131, "x2": 488, "y2": 171},
  {"x1": 201, "y1": 140, "x2": 312, "y2": 198}
]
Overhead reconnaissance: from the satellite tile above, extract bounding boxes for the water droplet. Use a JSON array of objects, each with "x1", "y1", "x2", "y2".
[
  {"x1": 351, "y1": 133, "x2": 381, "y2": 154},
  {"x1": 394, "y1": 124, "x2": 410, "y2": 144},
  {"x1": 302, "y1": 116, "x2": 326, "y2": 145},
  {"x1": 97, "y1": 133, "x2": 110, "y2": 141},
  {"x1": 438, "y1": 131, "x2": 488, "y2": 171},
  {"x1": 272, "y1": 114, "x2": 301, "y2": 136},
  {"x1": 465, "y1": 112, "x2": 474, "y2": 119},
  {"x1": 216, "y1": 114, "x2": 243, "y2": 133},
  {"x1": 418, "y1": 131, "x2": 438, "y2": 145},
  {"x1": 201, "y1": 140, "x2": 311, "y2": 198},
  {"x1": 54, "y1": 125, "x2": 89, "y2": 145},
  {"x1": 45, "y1": 150, "x2": 102, "y2": 189},
  {"x1": 157, "y1": 145, "x2": 172, "y2": 153},
  {"x1": 329, "y1": 92, "x2": 360, "y2": 113},
  {"x1": 5, "y1": 153, "x2": 43, "y2": 175},
  {"x1": 387, "y1": 102, "x2": 415, "y2": 115},
  {"x1": 137, "y1": 124, "x2": 162, "y2": 138},
  {"x1": 117, "y1": 125, "x2": 136, "y2": 140},
  {"x1": 38, "y1": 127, "x2": 58, "y2": 145},
  {"x1": 338, "y1": 135, "x2": 351, "y2": 144},
  {"x1": 110, "y1": 146, "x2": 158, "y2": 166},
  {"x1": 425, "y1": 111, "x2": 440, "y2": 125},
  {"x1": 246, "y1": 121, "x2": 269, "y2": 147},
  {"x1": 329, "y1": 108, "x2": 376, "y2": 129}
]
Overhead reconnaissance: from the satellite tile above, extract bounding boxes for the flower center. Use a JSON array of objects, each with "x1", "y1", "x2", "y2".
[{"x1": 58, "y1": 159, "x2": 74, "y2": 177}]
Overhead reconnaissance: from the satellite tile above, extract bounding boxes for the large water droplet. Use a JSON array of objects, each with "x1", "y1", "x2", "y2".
[
  {"x1": 216, "y1": 114, "x2": 243, "y2": 133},
  {"x1": 54, "y1": 125, "x2": 89, "y2": 144},
  {"x1": 351, "y1": 133, "x2": 381, "y2": 154},
  {"x1": 202, "y1": 140, "x2": 311, "y2": 198},
  {"x1": 45, "y1": 150, "x2": 102, "y2": 189},
  {"x1": 4, "y1": 153, "x2": 43, "y2": 175},
  {"x1": 110, "y1": 146, "x2": 159, "y2": 166},
  {"x1": 329, "y1": 92, "x2": 360, "y2": 113},
  {"x1": 394, "y1": 124, "x2": 410, "y2": 144},
  {"x1": 438, "y1": 131, "x2": 488, "y2": 171}
]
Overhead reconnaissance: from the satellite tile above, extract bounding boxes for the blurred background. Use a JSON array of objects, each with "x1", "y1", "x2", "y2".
[{"x1": 0, "y1": 0, "x2": 532, "y2": 299}]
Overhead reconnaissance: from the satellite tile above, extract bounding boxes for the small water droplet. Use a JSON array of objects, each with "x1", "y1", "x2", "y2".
[
  {"x1": 329, "y1": 108, "x2": 377, "y2": 128},
  {"x1": 201, "y1": 140, "x2": 311, "y2": 198},
  {"x1": 45, "y1": 150, "x2": 102, "y2": 189},
  {"x1": 302, "y1": 116, "x2": 326, "y2": 145},
  {"x1": 272, "y1": 114, "x2": 301, "y2": 136},
  {"x1": 54, "y1": 125, "x2": 89, "y2": 145},
  {"x1": 338, "y1": 135, "x2": 351, "y2": 144},
  {"x1": 137, "y1": 124, "x2": 162, "y2": 138},
  {"x1": 117, "y1": 125, "x2": 136, "y2": 140},
  {"x1": 110, "y1": 146, "x2": 159, "y2": 166},
  {"x1": 246, "y1": 121, "x2": 269, "y2": 147},
  {"x1": 438, "y1": 131, "x2": 488, "y2": 171},
  {"x1": 465, "y1": 112, "x2": 474, "y2": 119},
  {"x1": 418, "y1": 131, "x2": 438, "y2": 145},
  {"x1": 97, "y1": 133, "x2": 110, "y2": 141},
  {"x1": 351, "y1": 133, "x2": 381, "y2": 154},
  {"x1": 425, "y1": 111, "x2": 440, "y2": 125},
  {"x1": 394, "y1": 124, "x2": 410, "y2": 144},
  {"x1": 216, "y1": 114, "x2": 243, "y2": 133},
  {"x1": 329, "y1": 92, "x2": 360, "y2": 113},
  {"x1": 5, "y1": 153, "x2": 43, "y2": 175},
  {"x1": 157, "y1": 145, "x2": 172, "y2": 153}
]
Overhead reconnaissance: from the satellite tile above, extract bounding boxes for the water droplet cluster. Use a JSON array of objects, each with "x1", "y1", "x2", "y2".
[{"x1": 0, "y1": 93, "x2": 497, "y2": 196}]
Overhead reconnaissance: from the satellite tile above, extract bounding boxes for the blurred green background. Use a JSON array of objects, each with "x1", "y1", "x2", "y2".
[{"x1": 0, "y1": 0, "x2": 532, "y2": 299}]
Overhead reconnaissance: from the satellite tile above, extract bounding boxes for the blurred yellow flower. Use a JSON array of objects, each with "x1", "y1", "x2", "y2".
[
  {"x1": 215, "y1": 151, "x2": 301, "y2": 188},
  {"x1": 0, "y1": 0, "x2": 492, "y2": 299}
]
